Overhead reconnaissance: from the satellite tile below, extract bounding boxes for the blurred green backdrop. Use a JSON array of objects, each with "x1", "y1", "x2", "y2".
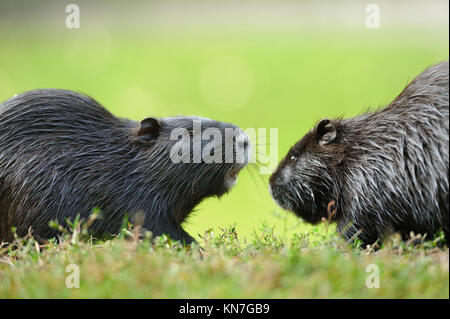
[{"x1": 0, "y1": 0, "x2": 448, "y2": 241}]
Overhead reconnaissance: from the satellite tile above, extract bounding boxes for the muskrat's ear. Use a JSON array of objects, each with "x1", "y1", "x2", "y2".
[
  {"x1": 138, "y1": 117, "x2": 161, "y2": 142},
  {"x1": 316, "y1": 119, "x2": 336, "y2": 145}
]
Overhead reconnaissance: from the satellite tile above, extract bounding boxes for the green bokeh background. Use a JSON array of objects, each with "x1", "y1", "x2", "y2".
[{"x1": 0, "y1": 0, "x2": 448, "y2": 241}]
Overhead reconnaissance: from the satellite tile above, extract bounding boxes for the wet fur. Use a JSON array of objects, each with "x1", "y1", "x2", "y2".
[
  {"x1": 270, "y1": 61, "x2": 449, "y2": 245},
  {"x1": 0, "y1": 89, "x2": 245, "y2": 244}
]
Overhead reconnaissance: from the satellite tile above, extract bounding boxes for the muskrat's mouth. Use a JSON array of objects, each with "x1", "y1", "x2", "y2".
[{"x1": 224, "y1": 164, "x2": 246, "y2": 189}]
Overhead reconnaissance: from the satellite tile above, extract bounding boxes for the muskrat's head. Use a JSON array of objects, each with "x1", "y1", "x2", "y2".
[
  {"x1": 132, "y1": 116, "x2": 250, "y2": 212},
  {"x1": 269, "y1": 119, "x2": 345, "y2": 224}
]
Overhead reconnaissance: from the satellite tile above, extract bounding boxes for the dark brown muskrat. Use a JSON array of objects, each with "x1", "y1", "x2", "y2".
[
  {"x1": 0, "y1": 89, "x2": 250, "y2": 244},
  {"x1": 269, "y1": 61, "x2": 449, "y2": 246}
]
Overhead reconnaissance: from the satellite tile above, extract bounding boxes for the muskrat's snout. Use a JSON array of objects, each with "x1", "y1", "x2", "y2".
[
  {"x1": 269, "y1": 146, "x2": 328, "y2": 224},
  {"x1": 223, "y1": 129, "x2": 251, "y2": 190},
  {"x1": 269, "y1": 159, "x2": 298, "y2": 212},
  {"x1": 269, "y1": 167, "x2": 323, "y2": 224},
  {"x1": 234, "y1": 129, "x2": 251, "y2": 165}
]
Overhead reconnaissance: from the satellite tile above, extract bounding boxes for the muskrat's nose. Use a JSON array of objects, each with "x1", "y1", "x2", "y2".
[
  {"x1": 233, "y1": 130, "x2": 251, "y2": 165},
  {"x1": 236, "y1": 134, "x2": 249, "y2": 150}
]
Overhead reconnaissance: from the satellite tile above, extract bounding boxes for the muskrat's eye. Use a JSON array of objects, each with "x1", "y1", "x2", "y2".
[{"x1": 290, "y1": 156, "x2": 297, "y2": 164}]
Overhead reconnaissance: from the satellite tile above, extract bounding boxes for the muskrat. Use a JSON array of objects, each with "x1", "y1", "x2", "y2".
[
  {"x1": 269, "y1": 61, "x2": 449, "y2": 246},
  {"x1": 0, "y1": 89, "x2": 250, "y2": 244}
]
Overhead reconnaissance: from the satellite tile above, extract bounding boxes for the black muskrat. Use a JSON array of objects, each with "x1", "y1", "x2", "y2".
[
  {"x1": 270, "y1": 61, "x2": 449, "y2": 246},
  {"x1": 0, "y1": 89, "x2": 250, "y2": 244}
]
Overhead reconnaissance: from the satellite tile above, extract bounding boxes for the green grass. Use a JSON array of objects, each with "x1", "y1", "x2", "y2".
[{"x1": 0, "y1": 221, "x2": 448, "y2": 298}]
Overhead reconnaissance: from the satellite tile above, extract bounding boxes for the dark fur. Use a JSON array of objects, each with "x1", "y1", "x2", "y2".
[
  {"x1": 0, "y1": 89, "x2": 248, "y2": 244},
  {"x1": 270, "y1": 61, "x2": 449, "y2": 246}
]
